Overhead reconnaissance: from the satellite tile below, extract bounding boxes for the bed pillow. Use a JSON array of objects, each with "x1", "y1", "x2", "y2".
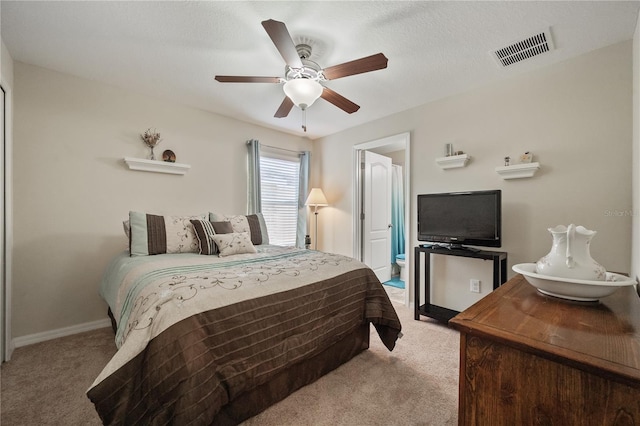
[
  {"x1": 129, "y1": 211, "x2": 206, "y2": 256},
  {"x1": 190, "y1": 220, "x2": 217, "y2": 255},
  {"x1": 190, "y1": 220, "x2": 234, "y2": 255},
  {"x1": 209, "y1": 213, "x2": 269, "y2": 245},
  {"x1": 210, "y1": 232, "x2": 257, "y2": 257},
  {"x1": 212, "y1": 221, "x2": 234, "y2": 234}
]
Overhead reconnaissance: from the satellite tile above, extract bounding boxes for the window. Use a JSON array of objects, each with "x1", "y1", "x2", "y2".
[{"x1": 259, "y1": 153, "x2": 300, "y2": 246}]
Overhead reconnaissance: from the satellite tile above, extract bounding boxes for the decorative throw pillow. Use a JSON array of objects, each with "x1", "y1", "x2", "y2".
[
  {"x1": 190, "y1": 220, "x2": 218, "y2": 255},
  {"x1": 211, "y1": 221, "x2": 234, "y2": 234},
  {"x1": 190, "y1": 220, "x2": 235, "y2": 255},
  {"x1": 210, "y1": 232, "x2": 257, "y2": 257},
  {"x1": 209, "y1": 213, "x2": 269, "y2": 245},
  {"x1": 129, "y1": 211, "x2": 205, "y2": 256}
]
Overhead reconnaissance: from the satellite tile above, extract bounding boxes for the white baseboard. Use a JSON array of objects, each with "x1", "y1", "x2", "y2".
[{"x1": 12, "y1": 318, "x2": 112, "y2": 348}]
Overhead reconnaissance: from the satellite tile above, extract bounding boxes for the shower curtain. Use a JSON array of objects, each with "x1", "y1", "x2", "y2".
[{"x1": 391, "y1": 165, "x2": 405, "y2": 263}]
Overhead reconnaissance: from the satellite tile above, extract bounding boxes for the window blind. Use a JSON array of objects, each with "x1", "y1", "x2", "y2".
[{"x1": 259, "y1": 154, "x2": 300, "y2": 246}]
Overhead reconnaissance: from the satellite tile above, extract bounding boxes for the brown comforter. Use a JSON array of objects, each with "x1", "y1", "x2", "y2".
[{"x1": 88, "y1": 247, "x2": 401, "y2": 425}]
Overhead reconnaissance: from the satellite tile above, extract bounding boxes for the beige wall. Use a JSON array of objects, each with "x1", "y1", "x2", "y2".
[
  {"x1": 12, "y1": 62, "x2": 311, "y2": 338},
  {"x1": 315, "y1": 41, "x2": 633, "y2": 308},
  {"x1": 1, "y1": 40, "x2": 14, "y2": 87}
]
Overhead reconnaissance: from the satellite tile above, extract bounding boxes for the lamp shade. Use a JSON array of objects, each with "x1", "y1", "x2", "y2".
[
  {"x1": 283, "y1": 79, "x2": 323, "y2": 110},
  {"x1": 305, "y1": 188, "x2": 328, "y2": 206}
]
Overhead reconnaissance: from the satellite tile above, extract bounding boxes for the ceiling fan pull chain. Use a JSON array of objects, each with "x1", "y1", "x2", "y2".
[{"x1": 302, "y1": 109, "x2": 307, "y2": 132}]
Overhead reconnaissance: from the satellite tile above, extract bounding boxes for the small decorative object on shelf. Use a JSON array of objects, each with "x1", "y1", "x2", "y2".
[
  {"x1": 520, "y1": 151, "x2": 533, "y2": 163},
  {"x1": 445, "y1": 143, "x2": 454, "y2": 157},
  {"x1": 162, "y1": 149, "x2": 176, "y2": 163},
  {"x1": 140, "y1": 128, "x2": 162, "y2": 160},
  {"x1": 504, "y1": 156, "x2": 510, "y2": 166}
]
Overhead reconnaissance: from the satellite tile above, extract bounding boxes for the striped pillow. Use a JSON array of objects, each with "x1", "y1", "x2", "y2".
[
  {"x1": 209, "y1": 213, "x2": 269, "y2": 245},
  {"x1": 190, "y1": 220, "x2": 234, "y2": 255},
  {"x1": 129, "y1": 212, "x2": 206, "y2": 256},
  {"x1": 190, "y1": 220, "x2": 216, "y2": 255}
]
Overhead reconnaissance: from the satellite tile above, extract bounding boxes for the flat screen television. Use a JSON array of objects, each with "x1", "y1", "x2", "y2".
[{"x1": 417, "y1": 190, "x2": 501, "y2": 248}]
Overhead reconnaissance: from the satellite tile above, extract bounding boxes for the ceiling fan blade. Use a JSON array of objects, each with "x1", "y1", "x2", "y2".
[
  {"x1": 321, "y1": 87, "x2": 360, "y2": 114},
  {"x1": 261, "y1": 19, "x2": 303, "y2": 69},
  {"x1": 322, "y1": 53, "x2": 388, "y2": 80},
  {"x1": 274, "y1": 96, "x2": 294, "y2": 118},
  {"x1": 215, "y1": 76, "x2": 281, "y2": 83}
]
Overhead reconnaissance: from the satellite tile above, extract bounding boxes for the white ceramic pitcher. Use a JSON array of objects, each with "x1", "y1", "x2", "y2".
[{"x1": 535, "y1": 224, "x2": 606, "y2": 281}]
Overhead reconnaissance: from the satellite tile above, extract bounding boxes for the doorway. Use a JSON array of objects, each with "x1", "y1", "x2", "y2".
[{"x1": 353, "y1": 133, "x2": 411, "y2": 306}]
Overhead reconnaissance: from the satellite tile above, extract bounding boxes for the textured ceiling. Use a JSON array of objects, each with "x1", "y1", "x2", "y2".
[{"x1": 2, "y1": 1, "x2": 639, "y2": 140}]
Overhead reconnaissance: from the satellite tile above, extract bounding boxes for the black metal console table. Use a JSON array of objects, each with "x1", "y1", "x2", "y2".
[{"x1": 414, "y1": 245, "x2": 508, "y2": 323}]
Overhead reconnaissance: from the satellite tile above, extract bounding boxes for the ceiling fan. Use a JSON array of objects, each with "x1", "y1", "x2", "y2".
[{"x1": 215, "y1": 19, "x2": 388, "y2": 131}]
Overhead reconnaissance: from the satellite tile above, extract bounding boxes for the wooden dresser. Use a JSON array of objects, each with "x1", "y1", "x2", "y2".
[{"x1": 449, "y1": 275, "x2": 640, "y2": 425}]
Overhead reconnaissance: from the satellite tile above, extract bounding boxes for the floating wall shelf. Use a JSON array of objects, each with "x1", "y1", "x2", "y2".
[
  {"x1": 495, "y1": 162, "x2": 540, "y2": 180},
  {"x1": 124, "y1": 157, "x2": 191, "y2": 175},
  {"x1": 436, "y1": 154, "x2": 470, "y2": 169}
]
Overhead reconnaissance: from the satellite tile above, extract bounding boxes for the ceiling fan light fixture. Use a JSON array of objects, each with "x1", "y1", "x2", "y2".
[{"x1": 283, "y1": 78, "x2": 323, "y2": 110}]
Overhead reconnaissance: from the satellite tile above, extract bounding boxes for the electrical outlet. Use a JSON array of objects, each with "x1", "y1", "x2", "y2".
[{"x1": 470, "y1": 279, "x2": 481, "y2": 293}]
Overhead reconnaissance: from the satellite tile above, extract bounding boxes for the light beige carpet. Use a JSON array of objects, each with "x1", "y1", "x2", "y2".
[
  {"x1": 1, "y1": 326, "x2": 116, "y2": 425},
  {"x1": 1, "y1": 304, "x2": 459, "y2": 425}
]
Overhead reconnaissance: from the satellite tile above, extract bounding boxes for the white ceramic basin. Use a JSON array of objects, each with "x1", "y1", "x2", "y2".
[{"x1": 512, "y1": 263, "x2": 637, "y2": 302}]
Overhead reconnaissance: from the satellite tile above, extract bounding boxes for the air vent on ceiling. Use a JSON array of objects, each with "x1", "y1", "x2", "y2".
[{"x1": 491, "y1": 29, "x2": 554, "y2": 68}]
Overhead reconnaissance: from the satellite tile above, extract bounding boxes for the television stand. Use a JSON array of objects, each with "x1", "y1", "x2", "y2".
[{"x1": 414, "y1": 245, "x2": 507, "y2": 323}]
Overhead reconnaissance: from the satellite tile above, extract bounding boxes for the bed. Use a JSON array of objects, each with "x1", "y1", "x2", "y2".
[{"x1": 87, "y1": 213, "x2": 402, "y2": 425}]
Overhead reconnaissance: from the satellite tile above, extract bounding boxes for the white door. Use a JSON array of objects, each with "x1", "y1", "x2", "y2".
[{"x1": 362, "y1": 150, "x2": 392, "y2": 283}]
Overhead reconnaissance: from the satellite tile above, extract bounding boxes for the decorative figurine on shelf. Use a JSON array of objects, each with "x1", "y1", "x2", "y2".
[
  {"x1": 162, "y1": 149, "x2": 176, "y2": 163},
  {"x1": 520, "y1": 152, "x2": 533, "y2": 163},
  {"x1": 141, "y1": 128, "x2": 162, "y2": 160},
  {"x1": 504, "y1": 156, "x2": 510, "y2": 166}
]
